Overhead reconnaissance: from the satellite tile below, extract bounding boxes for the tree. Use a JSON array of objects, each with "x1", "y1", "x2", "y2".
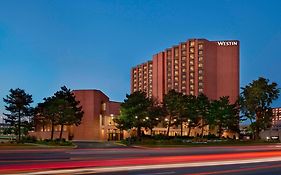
[
  {"x1": 34, "y1": 86, "x2": 83, "y2": 141},
  {"x1": 240, "y1": 77, "x2": 279, "y2": 139},
  {"x1": 163, "y1": 90, "x2": 183, "y2": 137},
  {"x1": 3, "y1": 88, "x2": 33, "y2": 141},
  {"x1": 196, "y1": 93, "x2": 210, "y2": 137},
  {"x1": 209, "y1": 96, "x2": 239, "y2": 137},
  {"x1": 184, "y1": 94, "x2": 200, "y2": 137},
  {"x1": 115, "y1": 91, "x2": 152, "y2": 138},
  {"x1": 35, "y1": 97, "x2": 61, "y2": 140},
  {"x1": 53, "y1": 86, "x2": 84, "y2": 140},
  {"x1": 146, "y1": 101, "x2": 165, "y2": 135}
]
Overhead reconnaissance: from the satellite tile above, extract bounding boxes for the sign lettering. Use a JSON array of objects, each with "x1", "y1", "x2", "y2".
[{"x1": 217, "y1": 41, "x2": 238, "y2": 46}]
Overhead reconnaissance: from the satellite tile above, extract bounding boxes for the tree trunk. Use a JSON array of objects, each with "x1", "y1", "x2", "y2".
[
  {"x1": 187, "y1": 126, "x2": 192, "y2": 137},
  {"x1": 137, "y1": 126, "x2": 141, "y2": 139},
  {"x1": 180, "y1": 121, "x2": 183, "y2": 137},
  {"x1": 18, "y1": 111, "x2": 21, "y2": 142},
  {"x1": 201, "y1": 126, "x2": 204, "y2": 138},
  {"x1": 166, "y1": 116, "x2": 172, "y2": 137},
  {"x1": 59, "y1": 124, "x2": 64, "y2": 141},
  {"x1": 51, "y1": 121, "x2": 55, "y2": 140}
]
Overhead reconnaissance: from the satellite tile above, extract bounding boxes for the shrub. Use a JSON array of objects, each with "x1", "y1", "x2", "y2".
[{"x1": 22, "y1": 136, "x2": 37, "y2": 143}]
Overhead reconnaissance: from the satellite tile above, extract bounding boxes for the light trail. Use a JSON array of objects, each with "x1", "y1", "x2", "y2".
[{"x1": 5, "y1": 156, "x2": 281, "y2": 175}]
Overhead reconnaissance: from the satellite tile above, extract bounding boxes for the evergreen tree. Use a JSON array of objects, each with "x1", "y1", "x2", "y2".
[{"x1": 3, "y1": 88, "x2": 33, "y2": 141}]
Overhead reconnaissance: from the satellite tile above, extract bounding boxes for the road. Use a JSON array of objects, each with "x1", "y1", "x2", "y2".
[{"x1": 1, "y1": 145, "x2": 281, "y2": 174}]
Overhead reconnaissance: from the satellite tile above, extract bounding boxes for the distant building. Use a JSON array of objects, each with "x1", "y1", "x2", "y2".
[
  {"x1": 30, "y1": 90, "x2": 128, "y2": 141},
  {"x1": 131, "y1": 38, "x2": 240, "y2": 103},
  {"x1": 260, "y1": 107, "x2": 281, "y2": 141}
]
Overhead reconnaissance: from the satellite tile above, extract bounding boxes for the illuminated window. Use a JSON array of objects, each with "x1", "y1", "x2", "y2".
[
  {"x1": 190, "y1": 72, "x2": 194, "y2": 78},
  {"x1": 199, "y1": 56, "x2": 203, "y2": 62},
  {"x1": 175, "y1": 77, "x2": 179, "y2": 81},
  {"x1": 199, "y1": 63, "x2": 203, "y2": 68},
  {"x1": 198, "y1": 44, "x2": 203, "y2": 50},
  {"x1": 199, "y1": 69, "x2": 203, "y2": 74},
  {"x1": 199, "y1": 82, "x2": 203, "y2": 87},
  {"x1": 190, "y1": 85, "x2": 194, "y2": 90},
  {"x1": 199, "y1": 89, "x2": 203, "y2": 93},
  {"x1": 182, "y1": 51, "x2": 186, "y2": 56},
  {"x1": 175, "y1": 48, "x2": 179, "y2": 57},
  {"x1": 182, "y1": 56, "x2": 186, "y2": 61},
  {"x1": 182, "y1": 80, "x2": 186, "y2": 84},
  {"x1": 190, "y1": 66, "x2": 194, "y2": 71},
  {"x1": 190, "y1": 91, "x2": 194, "y2": 95},
  {"x1": 175, "y1": 65, "x2": 179, "y2": 70},
  {"x1": 182, "y1": 44, "x2": 186, "y2": 49},
  {"x1": 190, "y1": 79, "x2": 194, "y2": 84},
  {"x1": 182, "y1": 62, "x2": 186, "y2": 67},
  {"x1": 199, "y1": 76, "x2": 203, "y2": 80},
  {"x1": 189, "y1": 48, "x2": 194, "y2": 53},
  {"x1": 102, "y1": 103, "x2": 106, "y2": 111},
  {"x1": 175, "y1": 71, "x2": 179, "y2": 76},
  {"x1": 190, "y1": 54, "x2": 194, "y2": 59},
  {"x1": 190, "y1": 41, "x2": 195, "y2": 47},
  {"x1": 190, "y1": 61, "x2": 194, "y2": 65},
  {"x1": 182, "y1": 68, "x2": 186, "y2": 72},
  {"x1": 199, "y1": 50, "x2": 203, "y2": 55},
  {"x1": 175, "y1": 60, "x2": 179, "y2": 64}
]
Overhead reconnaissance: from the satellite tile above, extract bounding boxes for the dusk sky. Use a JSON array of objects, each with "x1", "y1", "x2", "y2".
[{"x1": 0, "y1": 0, "x2": 281, "y2": 120}]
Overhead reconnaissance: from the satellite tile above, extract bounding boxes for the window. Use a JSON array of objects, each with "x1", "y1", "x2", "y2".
[
  {"x1": 182, "y1": 62, "x2": 186, "y2": 67},
  {"x1": 198, "y1": 44, "x2": 203, "y2": 50},
  {"x1": 175, "y1": 77, "x2": 179, "y2": 81},
  {"x1": 199, "y1": 76, "x2": 203, "y2": 80},
  {"x1": 199, "y1": 69, "x2": 203, "y2": 74},
  {"x1": 199, "y1": 89, "x2": 203, "y2": 93},
  {"x1": 190, "y1": 54, "x2": 194, "y2": 59},
  {"x1": 190, "y1": 41, "x2": 195, "y2": 47},
  {"x1": 175, "y1": 71, "x2": 179, "y2": 76},
  {"x1": 199, "y1": 50, "x2": 203, "y2": 55},
  {"x1": 182, "y1": 68, "x2": 186, "y2": 72},
  {"x1": 182, "y1": 51, "x2": 186, "y2": 56},
  {"x1": 102, "y1": 103, "x2": 106, "y2": 111},
  {"x1": 182, "y1": 80, "x2": 186, "y2": 84},
  {"x1": 175, "y1": 59, "x2": 179, "y2": 64},
  {"x1": 190, "y1": 60, "x2": 194, "y2": 65},
  {"x1": 182, "y1": 56, "x2": 186, "y2": 61},
  {"x1": 199, "y1": 82, "x2": 203, "y2": 87},
  {"x1": 190, "y1": 91, "x2": 194, "y2": 95},
  {"x1": 182, "y1": 44, "x2": 186, "y2": 49},
  {"x1": 190, "y1": 72, "x2": 194, "y2": 78},
  {"x1": 189, "y1": 47, "x2": 195, "y2": 53},
  {"x1": 190, "y1": 85, "x2": 194, "y2": 90},
  {"x1": 190, "y1": 66, "x2": 194, "y2": 71},
  {"x1": 199, "y1": 56, "x2": 203, "y2": 62},
  {"x1": 199, "y1": 63, "x2": 203, "y2": 68},
  {"x1": 190, "y1": 79, "x2": 194, "y2": 84},
  {"x1": 175, "y1": 48, "x2": 179, "y2": 57}
]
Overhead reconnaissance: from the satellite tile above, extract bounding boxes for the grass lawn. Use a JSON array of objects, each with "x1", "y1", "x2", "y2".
[{"x1": 0, "y1": 142, "x2": 76, "y2": 149}]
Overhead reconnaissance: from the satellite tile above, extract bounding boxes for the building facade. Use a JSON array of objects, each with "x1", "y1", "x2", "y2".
[
  {"x1": 131, "y1": 39, "x2": 240, "y2": 103},
  {"x1": 30, "y1": 90, "x2": 127, "y2": 141}
]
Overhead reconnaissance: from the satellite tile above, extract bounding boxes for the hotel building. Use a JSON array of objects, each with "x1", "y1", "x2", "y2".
[
  {"x1": 31, "y1": 90, "x2": 127, "y2": 141},
  {"x1": 131, "y1": 39, "x2": 240, "y2": 103}
]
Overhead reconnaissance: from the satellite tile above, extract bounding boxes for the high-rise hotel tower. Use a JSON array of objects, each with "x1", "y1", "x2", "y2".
[{"x1": 131, "y1": 39, "x2": 239, "y2": 103}]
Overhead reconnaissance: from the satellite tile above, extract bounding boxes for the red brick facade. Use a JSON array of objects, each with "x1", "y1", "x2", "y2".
[{"x1": 131, "y1": 39, "x2": 239, "y2": 103}]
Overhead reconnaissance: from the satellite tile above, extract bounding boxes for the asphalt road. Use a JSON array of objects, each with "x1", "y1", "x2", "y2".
[{"x1": 1, "y1": 144, "x2": 281, "y2": 174}]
